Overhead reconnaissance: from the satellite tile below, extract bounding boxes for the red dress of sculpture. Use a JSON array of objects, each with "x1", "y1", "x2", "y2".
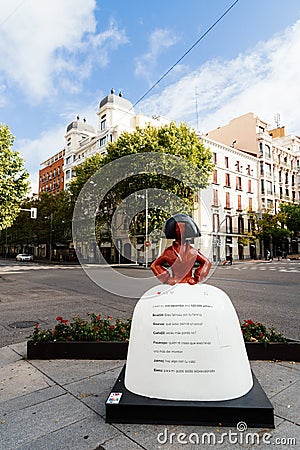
[{"x1": 150, "y1": 214, "x2": 211, "y2": 285}]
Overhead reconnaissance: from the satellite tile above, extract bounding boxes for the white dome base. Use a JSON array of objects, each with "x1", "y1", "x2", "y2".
[{"x1": 125, "y1": 284, "x2": 253, "y2": 401}]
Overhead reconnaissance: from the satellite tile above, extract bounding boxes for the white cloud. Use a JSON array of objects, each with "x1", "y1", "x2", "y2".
[
  {"x1": 140, "y1": 19, "x2": 300, "y2": 135},
  {"x1": 15, "y1": 125, "x2": 66, "y2": 194},
  {"x1": 0, "y1": 0, "x2": 128, "y2": 103},
  {"x1": 135, "y1": 28, "x2": 179, "y2": 82}
]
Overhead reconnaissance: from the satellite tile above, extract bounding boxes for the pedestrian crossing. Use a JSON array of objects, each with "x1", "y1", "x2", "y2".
[
  {"x1": 0, "y1": 263, "x2": 80, "y2": 274},
  {"x1": 230, "y1": 261, "x2": 300, "y2": 273}
]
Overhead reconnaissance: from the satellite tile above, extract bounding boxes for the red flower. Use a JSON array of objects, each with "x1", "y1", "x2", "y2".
[
  {"x1": 107, "y1": 315, "x2": 112, "y2": 320},
  {"x1": 61, "y1": 319, "x2": 68, "y2": 324},
  {"x1": 94, "y1": 326, "x2": 99, "y2": 331},
  {"x1": 97, "y1": 314, "x2": 101, "y2": 321},
  {"x1": 56, "y1": 316, "x2": 63, "y2": 322},
  {"x1": 248, "y1": 320, "x2": 254, "y2": 325},
  {"x1": 260, "y1": 333, "x2": 264, "y2": 337},
  {"x1": 110, "y1": 325, "x2": 115, "y2": 330},
  {"x1": 34, "y1": 322, "x2": 39, "y2": 328}
]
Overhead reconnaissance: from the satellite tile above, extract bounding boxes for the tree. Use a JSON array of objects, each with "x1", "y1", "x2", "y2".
[
  {"x1": 70, "y1": 122, "x2": 214, "y2": 243},
  {"x1": 279, "y1": 203, "x2": 300, "y2": 236},
  {"x1": 0, "y1": 124, "x2": 29, "y2": 230},
  {"x1": 0, "y1": 191, "x2": 73, "y2": 258}
]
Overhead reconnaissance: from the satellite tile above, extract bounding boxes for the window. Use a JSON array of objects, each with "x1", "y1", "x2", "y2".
[
  {"x1": 66, "y1": 156, "x2": 72, "y2": 165},
  {"x1": 260, "y1": 161, "x2": 264, "y2": 175},
  {"x1": 225, "y1": 192, "x2": 231, "y2": 208},
  {"x1": 212, "y1": 213, "x2": 220, "y2": 232},
  {"x1": 213, "y1": 152, "x2": 217, "y2": 164},
  {"x1": 248, "y1": 197, "x2": 253, "y2": 212},
  {"x1": 265, "y1": 163, "x2": 271, "y2": 177},
  {"x1": 225, "y1": 156, "x2": 229, "y2": 168},
  {"x1": 261, "y1": 180, "x2": 264, "y2": 194},
  {"x1": 100, "y1": 114, "x2": 106, "y2": 131},
  {"x1": 259, "y1": 143, "x2": 263, "y2": 157},
  {"x1": 248, "y1": 179, "x2": 252, "y2": 193},
  {"x1": 213, "y1": 189, "x2": 218, "y2": 206},
  {"x1": 236, "y1": 176, "x2": 242, "y2": 190},
  {"x1": 225, "y1": 173, "x2": 230, "y2": 187},
  {"x1": 266, "y1": 181, "x2": 272, "y2": 195},
  {"x1": 53, "y1": 169, "x2": 56, "y2": 178},
  {"x1": 285, "y1": 172, "x2": 288, "y2": 184},
  {"x1": 213, "y1": 170, "x2": 218, "y2": 184},
  {"x1": 238, "y1": 216, "x2": 244, "y2": 234},
  {"x1": 66, "y1": 170, "x2": 71, "y2": 180},
  {"x1": 226, "y1": 215, "x2": 232, "y2": 234},
  {"x1": 279, "y1": 170, "x2": 282, "y2": 182},
  {"x1": 265, "y1": 145, "x2": 271, "y2": 159},
  {"x1": 99, "y1": 136, "x2": 107, "y2": 147},
  {"x1": 235, "y1": 161, "x2": 240, "y2": 172},
  {"x1": 247, "y1": 164, "x2": 251, "y2": 175},
  {"x1": 237, "y1": 195, "x2": 242, "y2": 211}
]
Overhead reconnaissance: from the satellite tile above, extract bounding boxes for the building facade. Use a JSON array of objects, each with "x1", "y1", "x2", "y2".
[
  {"x1": 198, "y1": 136, "x2": 259, "y2": 262},
  {"x1": 206, "y1": 112, "x2": 299, "y2": 213},
  {"x1": 39, "y1": 149, "x2": 65, "y2": 195}
]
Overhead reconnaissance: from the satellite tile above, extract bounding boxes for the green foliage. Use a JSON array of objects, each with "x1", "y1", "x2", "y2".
[
  {"x1": 279, "y1": 203, "x2": 300, "y2": 235},
  {"x1": 241, "y1": 319, "x2": 286, "y2": 343},
  {"x1": 0, "y1": 124, "x2": 29, "y2": 230},
  {"x1": 0, "y1": 191, "x2": 73, "y2": 250},
  {"x1": 70, "y1": 122, "x2": 214, "y2": 242},
  {"x1": 251, "y1": 211, "x2": 291, "y2": 241},
  {"x1": 28, "y1": 314, "x2": 132, "y2": 343}
]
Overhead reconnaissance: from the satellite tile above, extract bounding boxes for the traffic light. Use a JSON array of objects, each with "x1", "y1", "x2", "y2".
[{"x1": 30, "y1": 207, "x2": 37, "y2": 219}]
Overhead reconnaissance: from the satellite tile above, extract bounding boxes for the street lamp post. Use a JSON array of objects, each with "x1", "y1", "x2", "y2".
[{"x1": 145, "y1": 189, "x2": 149, "y2": 268}]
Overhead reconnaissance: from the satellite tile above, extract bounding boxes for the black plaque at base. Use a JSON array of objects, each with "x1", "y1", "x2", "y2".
[{"x1": 105, "y1": 366, "x2": 274, "y2": 428}]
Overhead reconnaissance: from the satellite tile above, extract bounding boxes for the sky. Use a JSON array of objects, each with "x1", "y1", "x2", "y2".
[{"x1": 1, "y1": 0, "x2": 300, "y2": 194}]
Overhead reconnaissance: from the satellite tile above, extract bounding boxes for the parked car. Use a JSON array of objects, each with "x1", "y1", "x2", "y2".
[{"x1": 16, "y1": 254, "x2": 33, "y2": 262}]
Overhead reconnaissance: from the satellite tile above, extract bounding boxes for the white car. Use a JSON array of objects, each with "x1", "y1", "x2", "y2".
[{"x1": 16, "y1": 254, "x2": 33, "y2": 262}]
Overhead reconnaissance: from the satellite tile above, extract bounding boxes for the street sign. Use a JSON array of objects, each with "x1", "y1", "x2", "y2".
[
  {"x1": 30, "y1": 207, "x2": 37, "y2": 219},
  {"x1": 145, "y1": 240, "x2": 150, "y2": 247}
]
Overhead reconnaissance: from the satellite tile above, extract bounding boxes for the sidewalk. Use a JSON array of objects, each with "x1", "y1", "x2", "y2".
[{"x1": 0, "y1": 342, "x2": 299, "y2": 449}]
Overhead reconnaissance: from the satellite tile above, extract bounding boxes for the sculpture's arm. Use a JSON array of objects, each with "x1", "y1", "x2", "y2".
[
  {"x1": 193, "y1": 251, "x2": 211, "y2": 283},
  {"x1": 150, "y1": 252, "x2": 172, "y2": 284}
]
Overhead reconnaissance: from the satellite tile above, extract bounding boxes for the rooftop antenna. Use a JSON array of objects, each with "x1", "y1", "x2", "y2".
[{"x1": 274, "y1": 113, "x2": 281, "y2": 128}]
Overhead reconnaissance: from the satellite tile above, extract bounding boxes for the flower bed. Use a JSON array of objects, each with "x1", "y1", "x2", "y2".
[{"x1": 27, "y1": 316, "x2": 299, "y2": 361}]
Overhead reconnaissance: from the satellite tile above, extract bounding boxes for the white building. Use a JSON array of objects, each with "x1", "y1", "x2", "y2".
[
  {"x1": 206, "y1": 112, "x2": 299, "y2": 214},
  {"x1": 64, "y1": 90, "x2": 170, "y2": 188},
  {"x1": 198, "y1": 136, "x2": 259, "y2": 262}
]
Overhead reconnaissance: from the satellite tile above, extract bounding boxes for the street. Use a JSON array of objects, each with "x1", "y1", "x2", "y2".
[{"x1": 0, "y1": 259, "x2": 299, "y2": 348}]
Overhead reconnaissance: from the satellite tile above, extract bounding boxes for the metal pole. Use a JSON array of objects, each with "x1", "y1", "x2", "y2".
[
  {"x1": 49, "y1": 213, "x2": 53, "y2": 262},
  {"x1": 145, "y1": 189, "x2": 148, "y2": 268}
]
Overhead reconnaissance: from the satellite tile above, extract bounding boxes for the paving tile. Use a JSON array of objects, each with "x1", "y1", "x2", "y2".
[
  {"x1": 272, "y1": 380, "x2": 300, "y2": 425},
  {"x1": 0, "y1": 393, "x2": 94, "y2": 449},
  {"x1": 257, "y1": 419, "x2": 300, "y2": 450},
  {"x1": 250, "y1": 361, "x2": 300, "y2": 398},
  {"x1": 16, "y1": 416, "x2": 120, "y2": 450},
  {"x1": 30, "y1": 359, "x2": 125, "y2": 385},
  {"x1": 101, "y1": 433, "x2": 144, "y2": 449},
  {"x1": 0, "y1": 385, "x2": 65, "y2": 415},
  {"x1": 277, "y1": 361, "x2": 300, "y2": 372},
  {"x1": 9, "y1": 341, "x2": 27, "y2": 358},
  {"x1": 0, "y1": 360, "x2": 54, "y2": 402},
  {"x1": 114, "y1": 423, "x2": 277, "y2": 450},
  {"x1": 0, "y1": 346, "x2": 22, "y2": 367},
  {"x1": 65, "y1": 366, "x2": 123, "y2": 417}
]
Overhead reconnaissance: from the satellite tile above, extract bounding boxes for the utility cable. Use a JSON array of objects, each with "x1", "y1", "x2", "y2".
[{"x1": 132, "y1": 0, "x2": 240, "y2": 109}]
